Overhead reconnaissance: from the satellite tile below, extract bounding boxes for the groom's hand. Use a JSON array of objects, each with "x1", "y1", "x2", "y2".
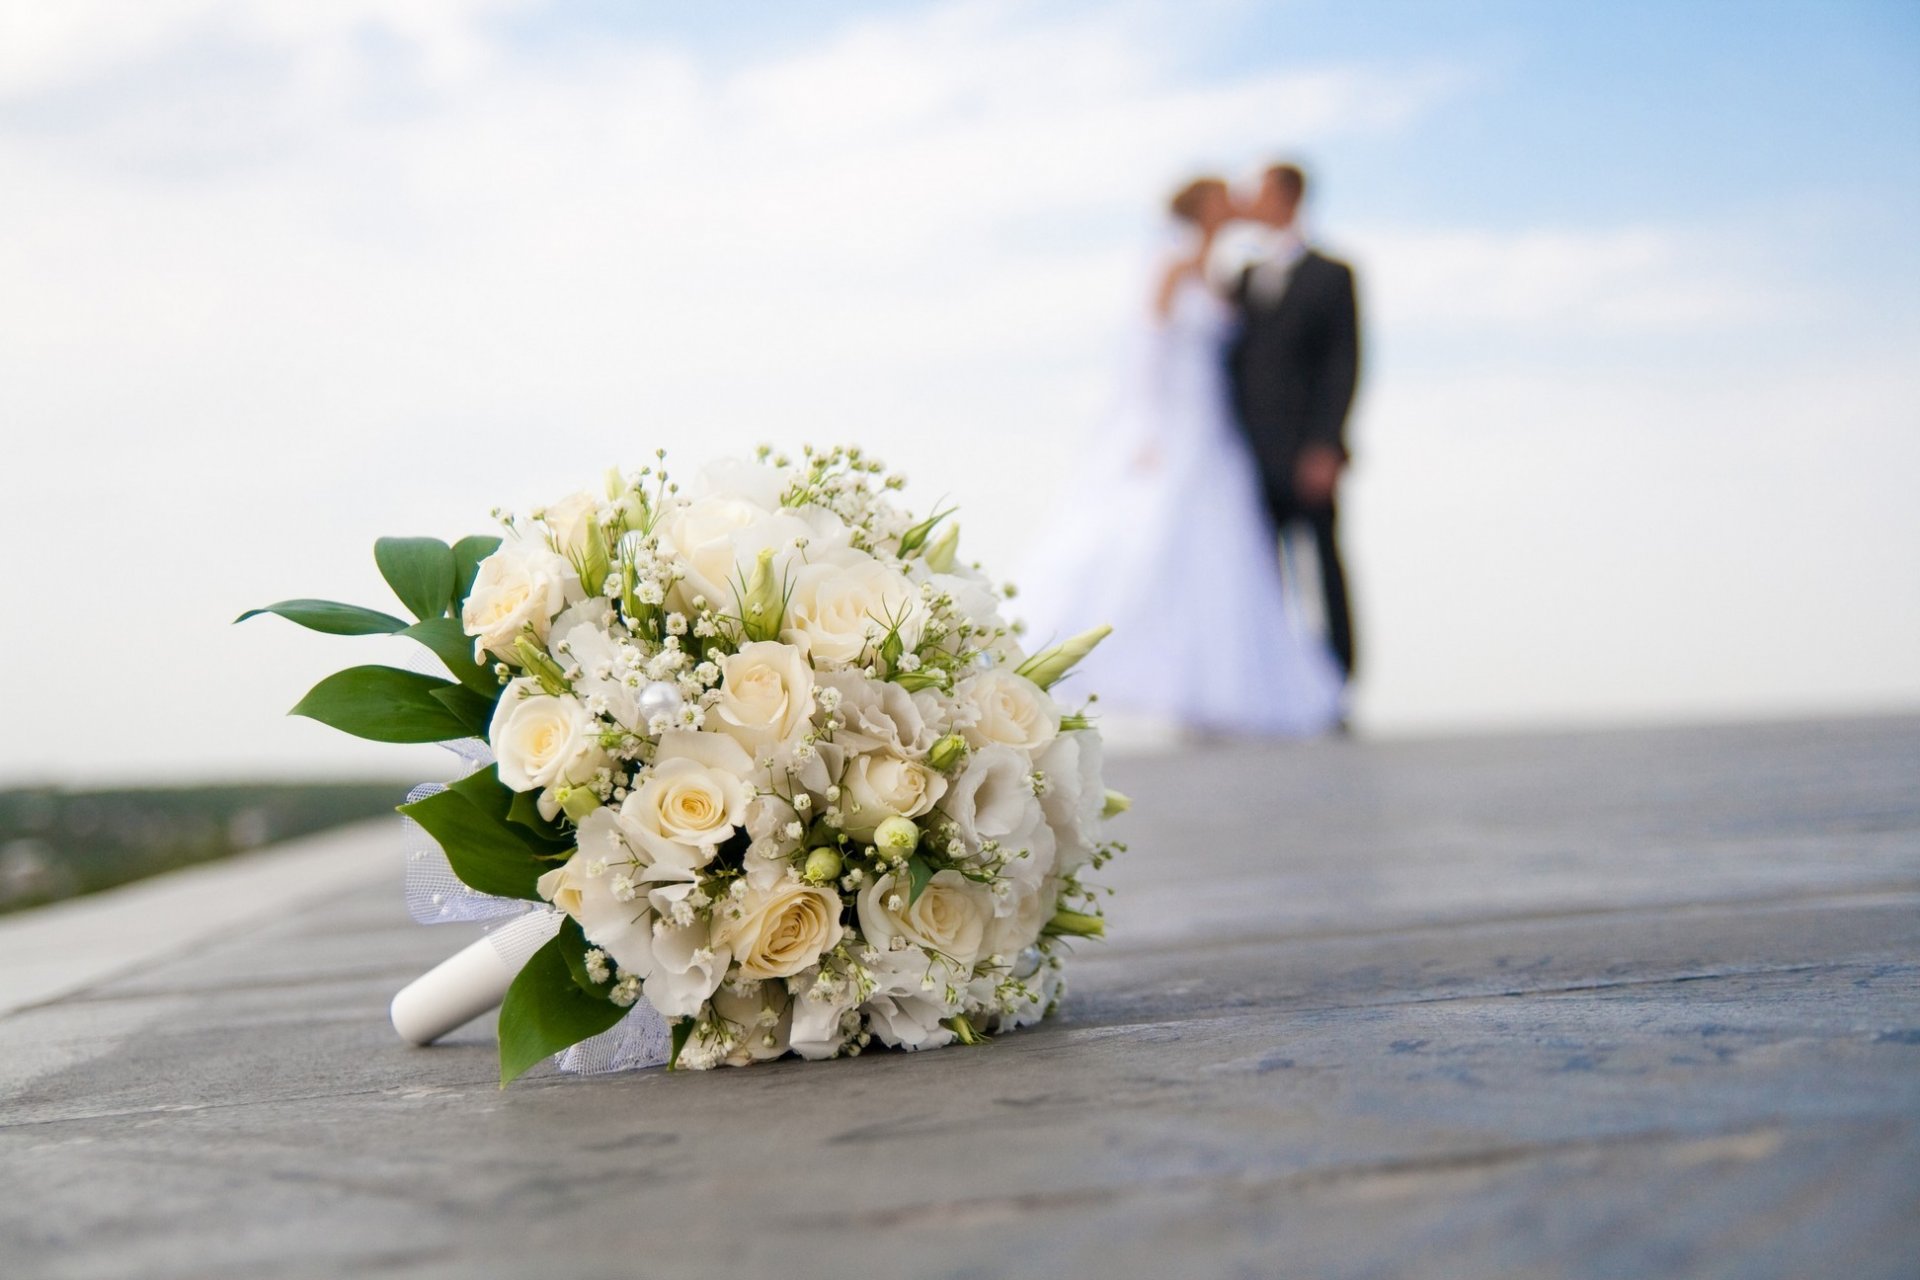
[{"x1": 1294, "y1": 445, "x2": 1343, "y2": 507}]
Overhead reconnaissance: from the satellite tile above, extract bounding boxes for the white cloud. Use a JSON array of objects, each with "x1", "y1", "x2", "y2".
[{"x1": 1351, "y1": 224, "x2": 1781, "y2": 334}]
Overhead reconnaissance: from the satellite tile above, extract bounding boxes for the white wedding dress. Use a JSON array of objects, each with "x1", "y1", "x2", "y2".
[{"x1": 1017, "y1": 270, "x2": 1345, "y2": 737}]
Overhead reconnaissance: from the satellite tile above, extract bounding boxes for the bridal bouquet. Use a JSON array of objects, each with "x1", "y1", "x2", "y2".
[{"x1": 244, "y1": 446, "x2": 1124, "y2": 1082}]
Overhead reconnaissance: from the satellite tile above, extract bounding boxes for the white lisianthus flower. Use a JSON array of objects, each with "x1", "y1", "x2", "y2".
[
  {"x1": 711, "y1": 979, "x2": 793, "y2": 1066},
  {"x1": 712, "y1": 641, "x2": 815, "y2": 751},
  {"x1": 858, "y1": 868, "x2": 992, "y2": 975},
  {"x1": 541, "y1": 490, "x2": 601, "y2": 560},
  {"x1": 782, "y1": 558, "x2": 922, "y2": 666},
  {"x1": 536, "y1": 840, "x2": 653, "y2": 978},
  {"x1": 714, "y1": 880, "x2": 845, "y2": 980},
  {"x1": 942, "y1": 744, "x2": 1043, "y2": 851},
  {"x1": 860, "y1": 946, "x2": 959, "y2": 1051},
  {"x1": 462, "y1": 539, "x2": 579, "y2": 662},
  {"x1": 619, "y1": 730, "x2": 753, "y2": 877},
  {"x1": 694, "y1": 456, "x2": 789, "y2": 510},
  {"x1": 984, "y1": 875, "x2": 1059, "y2": 960},
  {"x1": 1037, "y1": 729, "x2": 1107, "y2": 875},
  {"x1": 816, "y1": 671, "x2": 936, "y2": 757},
  {"x1": 955, "y1": 669, "x2": 1059, "y2": 754},
  {"x1": 839, "y1": 752, "x2": 945, "y2": 839},
  {"x1": 642, "y1": 881, "x2": 728, "y2": 1017},
  {"x1": 788, "y1": 964, "x2": 862, "y2": 1061},
  {"x1": 490, "y1": 681, "x2": 607, "y2": 798},
  {"x1": 552, "y1": 604, "x2": 642, "y2": 731}
]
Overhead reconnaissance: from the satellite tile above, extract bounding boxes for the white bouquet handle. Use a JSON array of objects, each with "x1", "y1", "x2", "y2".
[{"x1": 390, "y1": 910, "x2": 562, "y2": 1045}]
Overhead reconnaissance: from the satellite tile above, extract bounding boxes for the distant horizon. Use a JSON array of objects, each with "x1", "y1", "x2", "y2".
[{"x1": 7, "y1": 703, "x2": 1918, "y2": 792}]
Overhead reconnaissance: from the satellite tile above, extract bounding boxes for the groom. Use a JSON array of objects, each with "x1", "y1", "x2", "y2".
[{"x1": 1225, "y1": 162, "x2": 1362, "y2": 682}]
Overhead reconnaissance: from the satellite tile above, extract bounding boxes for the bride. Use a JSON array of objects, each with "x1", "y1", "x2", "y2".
[{"x1": 1017, "y1": 176, "x2": 1345, "y2": 737}]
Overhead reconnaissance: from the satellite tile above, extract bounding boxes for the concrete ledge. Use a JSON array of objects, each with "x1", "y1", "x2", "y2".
[{"x1": 0, "y1": 818, "x2": 398, "y2": 1019}]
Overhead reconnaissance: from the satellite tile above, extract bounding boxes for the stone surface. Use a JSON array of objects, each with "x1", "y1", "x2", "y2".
[{"x1": 1, "y1": 716, "x2": 1916, "y2": 1279}]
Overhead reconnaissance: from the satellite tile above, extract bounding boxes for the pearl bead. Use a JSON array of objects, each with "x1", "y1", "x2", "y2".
[
  {"x1": 1014, "y1": 947, "x2": 1043, "y2": 979},
  {"x1": 636, "y1": 680, "x2": 683, "y2": 723}
]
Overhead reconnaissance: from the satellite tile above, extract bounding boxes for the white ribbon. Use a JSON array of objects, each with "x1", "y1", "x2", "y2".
[{"x1": 393, "y1": 738, "x2": 670, "y2": 1073}]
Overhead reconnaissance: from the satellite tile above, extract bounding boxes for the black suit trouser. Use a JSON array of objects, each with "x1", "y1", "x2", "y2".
[{"x1": 1263, "y1": 483, "x2": 1355, "y2": 681}]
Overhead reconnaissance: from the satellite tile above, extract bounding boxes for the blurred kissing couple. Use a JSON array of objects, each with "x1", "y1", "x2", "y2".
[{"x1": 1022, "y1": 162, "x2": 1361, "y2": 739}]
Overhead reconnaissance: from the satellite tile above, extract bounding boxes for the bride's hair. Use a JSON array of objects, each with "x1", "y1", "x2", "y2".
[{"x1": 1168, "y1": 176, "x2": 1227, "y2": 225}]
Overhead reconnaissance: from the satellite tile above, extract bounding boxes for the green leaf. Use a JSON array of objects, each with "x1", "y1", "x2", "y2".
[
  {"x1": 451, "y1": 535, "x2": 502, "y2": 609},
  {"x1": 429, "y1": 683, "x2": 498, "y2": 737},
  {"x1": 398, "y1": 784, "x2": 545, "y2": 901},
  {"x1": 234, "y1": 598, "x2": 408, "y2": 636},
  {"x1": 402, "y1": 616, "x2": 495, "y2": 694},
  {"x1": 290, "y1": 666, "x2": 469, "y2": 743},
  {"x1": 498, "y1": 934, "x2": 631, "y2": 1086},
  {"x1": 375, "y1": 536, "x2": 456, "y2": 623},
  {"x1": 448, "y1": 764, "x2": 513, "y2": 822},
  {"x1": 668, "y1": 1017, "x2": 694, "y2": 1071},
  {"x1": 556, "y1": 918, "x2": 615, "y2": 999},
  {"x1": 905, "y1": 853, "x2": 934, "y2": 906},
  {"x1": 508, "y1": 787, "x2": 575, "y2": 854}
]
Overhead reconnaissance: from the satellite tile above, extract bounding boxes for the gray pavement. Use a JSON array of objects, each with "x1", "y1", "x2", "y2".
[{"x1": 2, "y1": 716, "x2": 1917, "y2": 1279}]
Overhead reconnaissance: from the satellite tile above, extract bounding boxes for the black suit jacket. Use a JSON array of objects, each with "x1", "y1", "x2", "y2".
[{"x1": 1227, "y1": 250, "x2": 1361, "y2": 486}]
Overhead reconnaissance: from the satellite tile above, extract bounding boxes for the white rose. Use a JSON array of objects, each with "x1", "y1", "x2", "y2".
[
  {"x1": 714, "y1": 880, "x2": 845, "y2": 980},
  {"x1": 655, "y1": 496, "x2": 813, "y2": 616},
  {"x1": 840, "y1": 752, "x2": 945, "y2": 839},
  {"x1": 955, "y1": 669, "x2": 1058, "y2": 754},
  {"x1": 782, "y1": 558, "x2": 922, "y2": 667},
  {"x1": 461, "y1": 539, "x2": 579, "y2": 663},
  {"x1": 490, "y1": 682, "x2": 607, "y2": 795},
  {"x1": 712, "y1": 641, "x2": 815, "y2": 751},
  {"x1": 858, "y1": 868, "x2": 992, "y2": 974},
  {"x1": 620, "y1": 730, "x2": 753, "y2": 877}
]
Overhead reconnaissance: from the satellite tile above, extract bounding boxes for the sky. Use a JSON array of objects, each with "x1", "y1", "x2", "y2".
[{"x1": 2, "y1": 0, "x2": 1917, "y2": 785}]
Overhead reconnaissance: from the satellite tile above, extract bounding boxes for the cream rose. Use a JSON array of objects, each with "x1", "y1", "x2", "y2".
[
  {"x1": 619, "y1": 730, "x2": 753, "y2": 877},
  {"x1": 840, "y1": 752, "x2": 945, "y2": 838},
  {"x1": 782, "y1": 558, "x2": 921, "y2": 666},
  {"x1": 490, "y1": 682, "x2": 605, "y2": 795},
  {"x1": 461, "y1": 540, "x2": 577, "y2": 662},
  {"x1": 712, "y1": 641, "x2": 815, "y2": 751},
  {"x1": 715, "y1": 881, "x2": 845, "y2": 980},
  {"x1": 858, "y1": 868, "x2": 992, "y2": 973},
  {"x1": 955, "y1": 669, "x2": 1058, "y2": 754}
]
